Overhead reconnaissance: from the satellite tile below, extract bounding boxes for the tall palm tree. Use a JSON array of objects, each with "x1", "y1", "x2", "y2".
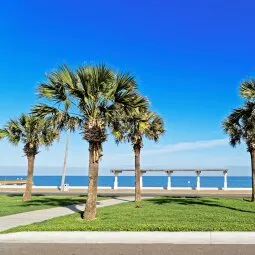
[
  {"x1": 0, "y1": 114, "x2": 59, "y2": 201},
  {"x1": 112, "y1": 110, "x2": 165, "y2": 202},
  {"x1": 223, "y1": 102, "x2": 255, "y2": 202},
  {"x1": 32, "y1": 64, "x2": 148, "y2": 219},
  {"x1": 44, "y1": 86, "x2": 74, "y2": 192}
]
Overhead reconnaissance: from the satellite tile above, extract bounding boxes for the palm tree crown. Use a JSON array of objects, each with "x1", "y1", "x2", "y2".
[
  {"x1": 113, "y1": 109, "x2": 165, "y2": 149},
  {"x1": 32, "y1": 64, "x2": 148, "y2": 158},
  {"x1": 240, "y1": 79, "x2": 255, "y2": 100},
  {"x1": 0, "y1": 114, "x2": 59, "y2": 156},
  {"x1": 223, "y1": 102, "x2": 255, "y2": 152}
]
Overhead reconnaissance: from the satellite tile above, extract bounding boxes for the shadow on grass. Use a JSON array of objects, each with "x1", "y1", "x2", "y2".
[
  {"x1": 6, "y1": 194, "x2": 115, "y2": 213},
  {"x1": 150, "y1": 197, "x2": 255, "y2": 214},
  {"x1": 7, "y1": 195, "x2": 86, "y2": 209},
  {"x1": 7, "y1": 194, "x2": 46, "y2": 198}
]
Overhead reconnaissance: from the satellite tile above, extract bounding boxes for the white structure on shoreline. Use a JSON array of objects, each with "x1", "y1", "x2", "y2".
[{"x1": 111, "y1": 169, "x2": 228, "y2": 190}]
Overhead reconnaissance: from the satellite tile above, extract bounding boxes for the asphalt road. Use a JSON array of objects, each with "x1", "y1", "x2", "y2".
[{"x1": 1, "y1": 244, "x2": 255, "y2": 255}]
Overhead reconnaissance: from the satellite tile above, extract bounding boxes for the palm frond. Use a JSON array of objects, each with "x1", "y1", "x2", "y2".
[
  {"x1": 223, "y1": 102, "x2": 255, "y2": 150},
  {"x1": 0, "y1": 114, "x2": 59, "y2": 156},
  {"x1": 111, "y1": 108, "x2": 164, "y2": 148},
  {"x1": 240, "y1": 79, "x2": 255, "y2": 100},
  {"x1": 34, "y1": 64, "x2": 155, "y2": 146}
]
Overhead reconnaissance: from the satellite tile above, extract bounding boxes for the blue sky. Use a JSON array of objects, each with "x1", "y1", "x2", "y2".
[{"x1": 0, "y1": 0, "x2": 255, "y2": 176}]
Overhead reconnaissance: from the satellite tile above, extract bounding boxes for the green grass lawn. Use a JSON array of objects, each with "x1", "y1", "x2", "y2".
[
  {"x1": 0, "y1": 194, "x2": 91, "y2": 217},
  {"x1": 4, "y1": 197, "x2": 255, "y2": 232}
]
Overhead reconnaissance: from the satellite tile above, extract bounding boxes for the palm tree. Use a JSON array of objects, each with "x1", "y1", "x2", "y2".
[
  {"x1": 223, "y1": 102, "x2": 255, "y2": 202},
  {"x1": 32, "y1": 64, "x2": 148, "y2": 219},
  {"x1": 44, "y1": 86, "x2": 73, "y2": 192},
  {"x1": 112, "y1": 110, "x2": 165, "y2": 202},
  {"x1": 0, "y1": 114, "x2": 59, "y2": 201}
]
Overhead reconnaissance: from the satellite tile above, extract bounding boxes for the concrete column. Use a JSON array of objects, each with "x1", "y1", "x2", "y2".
[
  {"x1": 223, "y1": 170, "x2": 228, "y2": 190},
  {"x1": 114, "y1": 172, "x2": 119, "y2": 190},
  {"x1": 140, "y1": 171, "x2": 146, "y2": 189},
  {"x1": 167, "y1": 171, "x2": 172, "y2": 190},
  {"x1": 140, "y1": 173, "x2": 143, "y2": 189},
  {"x1": 196, "y1": 170, "x2": 201, "y2": 190}
]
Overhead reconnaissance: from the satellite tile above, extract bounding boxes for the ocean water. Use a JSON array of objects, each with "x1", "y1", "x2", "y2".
[{"x1": 0, "y1": 176, "x2": 252, "y2": 188}]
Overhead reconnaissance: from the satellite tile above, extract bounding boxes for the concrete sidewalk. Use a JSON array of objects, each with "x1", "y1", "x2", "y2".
[
  {"x1": 1, "y1": 189, "x2": 252, "y2": 198},
  {"x1": 1, "y1": 232, "x2": 255, "y2": 244},
  {"x1": 0, "y1": 197, "x2": 134, "y2": 232}
]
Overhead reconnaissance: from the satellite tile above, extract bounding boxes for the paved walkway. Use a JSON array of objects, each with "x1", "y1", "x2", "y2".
[
  {"x1": 1, "y1": 189, "x2": 252, "y2": 197},
  {"x1": 1, "y1": 232, "x2": 255, "y2": 244},
  {"x1": 0, "y1": 197, "x2": 134, "y2": 232}
]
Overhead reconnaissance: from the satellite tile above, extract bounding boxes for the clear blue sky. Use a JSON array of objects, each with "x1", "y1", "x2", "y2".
[{"x1": 0, "y1": 0, "x2": 255, "y2": 175}]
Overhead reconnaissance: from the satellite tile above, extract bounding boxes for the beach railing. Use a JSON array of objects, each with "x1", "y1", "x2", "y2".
[{"x1": 111, "y1": 169, "x2": 228, "y2": 190}]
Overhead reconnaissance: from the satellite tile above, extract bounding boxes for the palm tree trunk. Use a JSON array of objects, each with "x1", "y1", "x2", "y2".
[
  {"x1": 134, "y1": 145, "x2": 142, "y2": 202},
  {"x1": 60, "y1": 129, "x2": 70, "y2": 191},
  {"x1": 83, "y1": 142, "x2": 101, "y2": 220},
  {"x1": 250, "y1": 150, "x2": 255, "y2": 202},
  {"x1": 23, "y1": 155, "x2": 35, "y2": 202}
]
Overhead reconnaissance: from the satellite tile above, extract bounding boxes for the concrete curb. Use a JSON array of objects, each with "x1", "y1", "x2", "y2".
[{"x1": 1, "y1": 232, "x2": 255, "y2": 244}]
